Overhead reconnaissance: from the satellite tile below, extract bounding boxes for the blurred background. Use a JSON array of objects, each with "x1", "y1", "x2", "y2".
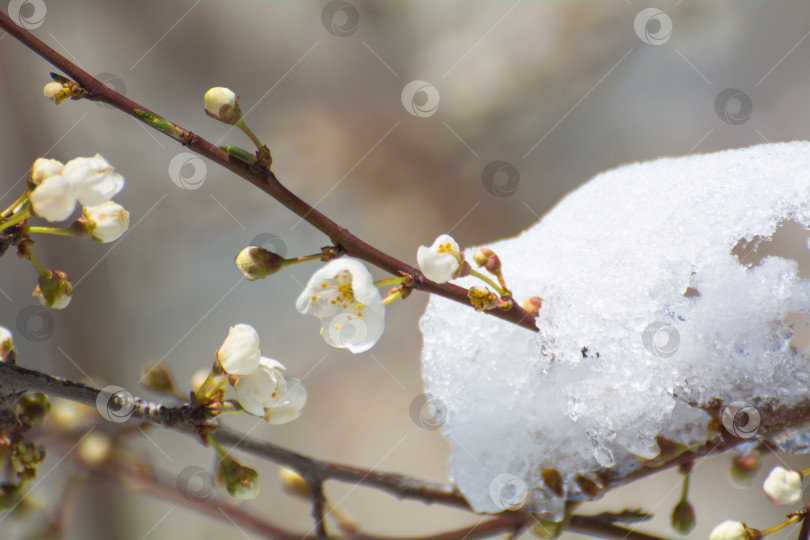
[{"x1": 1, "y1": 1, "x2": 809, "y2": 538}]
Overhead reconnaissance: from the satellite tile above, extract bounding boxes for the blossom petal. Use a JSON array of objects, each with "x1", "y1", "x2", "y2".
[{"x1": 217, "y1": 324, "x2": 261, "y2": 375}]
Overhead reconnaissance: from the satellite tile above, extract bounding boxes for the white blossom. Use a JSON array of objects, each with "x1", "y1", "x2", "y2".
[
  {"x1": 417, "y1": 234, "x2": 463, "y2": 283},
  {"x1": 708, "y1": 520, "x2": 746, "y2": 540},
  {"x1": 235, "y1": 357, "x2": 287, "y2": 416},
  {"x1": 30, "y1": 175, "x2": 77, "y2": 222},
  {"x1": 763, "y1": 466, "x2": 803, "y2": 505},
  {"x1": 295, "y1": 258, "x2": 385, "y2": 353},
  {"x1": 63, "y1": 154, "x2": 125, "y2": 207},
  {"x1": 264, "y1": 377, "x2": 307, "y2": 425},
  {"x1": 31, "y1": 158, "x2": 64, "y2": 185},
  {"x1": 84, "y1": 201, "x2": 129, "y2": 243},
  {"x1": 217, "y1": 324, "x2": 261, "y2": 375}
]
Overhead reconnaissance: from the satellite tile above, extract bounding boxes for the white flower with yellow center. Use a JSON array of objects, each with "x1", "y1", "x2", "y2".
[
  {"x1": 417, "y1": 234, "x2": 463, "y2": 283},
  {"x1": 296, "y1": 258, "x2": 385, "y2": 353}
]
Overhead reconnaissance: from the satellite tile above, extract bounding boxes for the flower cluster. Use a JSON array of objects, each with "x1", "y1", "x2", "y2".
[
  {"x1": 30, "y1": 155, "x2": 128, "y2": 236},
  {"x1": 216, "y1": 324, "x2": 306, "y2": 424}
]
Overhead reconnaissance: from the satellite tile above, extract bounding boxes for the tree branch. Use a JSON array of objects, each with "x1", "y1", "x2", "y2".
[{"x1": 0, "y1": 10, "x2": 538, "y2": 333}]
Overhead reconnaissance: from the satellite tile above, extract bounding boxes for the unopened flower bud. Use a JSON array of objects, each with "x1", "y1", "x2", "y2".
[
  {"x1": 17, "y1": 393, "x2": 51, "y2": 426},
  {"x1": 235, "y1": 246, "x2": 285, "y2": 281},
  {"x1": 708, "y1": 521, "x2": 751, "y2": 540},
  {"x1": 521, "y1": 296, "x2": 543, "y2": 315},
  {"x1": 468, "y1": 286, "x2": 499, "y2": 311},
  {"x1": 763, "y1": 466, "x2": 803, "y2": 505},
  {"x1": 43, "y1": 82, "x2": 70, "y2": 104},
  {"x1": 30, "y1": 158, "x2": 64, "y2": 186},
  {"x1": 670, "y1": 499, "x2": 696, "y2": 535},
  {"x1": 78, "y1": 432, "x2": 112, "y2": 465},
  {"x1": 279, "y1": 467, "x2": 310, "y2": 499},
  {"x1": 217, "y1": 457, "x2": 260, "y2": 500},
  {"x1": 33, "y1": 270, "x2": 73, "y2": 309},
  {"x1": 730, "y1": 452, "x2": 762, "y2": 488},
  {"x1": 82, "y1": 201, "x2": 129, "y2": 243},
  {"x1": 140, "y1": 364, "x2": 178, "y2": 396},
  {"x1": 0, "y1": 327, "x2": 14, "y2": 364},
  {"x1": 473, "y1": 247, "x2": 502, "y2": 275},
  {"x1": 204, "y1": 87, "x2": 242, "y2": 125}
]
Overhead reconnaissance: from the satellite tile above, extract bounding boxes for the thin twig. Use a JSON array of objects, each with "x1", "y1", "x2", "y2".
[{"x1": 0, "y1": 10, "x2": 538, "y2": 333}]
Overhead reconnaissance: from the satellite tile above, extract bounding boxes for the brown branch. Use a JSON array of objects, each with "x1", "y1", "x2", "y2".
[
  {"x1": 0, "y1": 10, "x2": 538, "y2": 333},
  {"x1": 0, "y1": 359, "x2": 763, "y2": 540}
]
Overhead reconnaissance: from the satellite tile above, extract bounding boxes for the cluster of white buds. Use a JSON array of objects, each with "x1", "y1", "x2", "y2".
[
  {"x1": 29, "y1": 155, "x2": 129, "y2": 242},
  {"x1": 216, "y1": 324, "x2": 306, "y2": 424}
]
